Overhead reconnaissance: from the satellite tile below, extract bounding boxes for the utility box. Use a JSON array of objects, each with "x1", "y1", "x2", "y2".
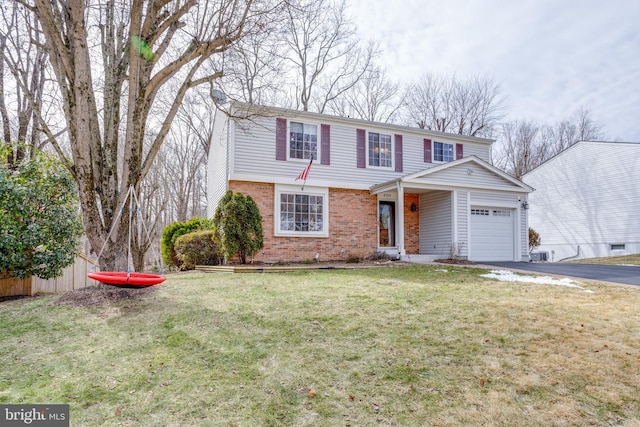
[{"x1": 530, "y1": 252, "x2": 548, "y2": 262}]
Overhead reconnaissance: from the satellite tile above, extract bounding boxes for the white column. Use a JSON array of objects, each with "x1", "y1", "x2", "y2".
[{"x1": 397, "y1": 182, "x2": 405, "y2": 256}]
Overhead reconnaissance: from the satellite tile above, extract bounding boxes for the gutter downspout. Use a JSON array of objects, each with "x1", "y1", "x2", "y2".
[{"x1": 559, "y1": 245, "x2": 580, "y2": 262}]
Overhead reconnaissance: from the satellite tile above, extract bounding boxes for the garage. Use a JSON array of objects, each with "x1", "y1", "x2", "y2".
[{"x1": 470, "y1": 207, "x2": 515, "y2": 261}]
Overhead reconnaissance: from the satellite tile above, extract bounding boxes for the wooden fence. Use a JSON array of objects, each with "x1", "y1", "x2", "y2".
[{"x1": 0, "y1": 254, "x2": 98, "y2": 297}]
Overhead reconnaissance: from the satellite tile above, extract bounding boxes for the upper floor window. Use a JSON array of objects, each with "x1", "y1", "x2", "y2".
[
  {"x1": 368, "y1": 132, "x2": 392, "y2": 167},
  {"x1": 433, "y1": 141, "x2": 454, "y2": 162},
  {"x1": 290, "y1": 122, "x2": 317, "y2": 160}
]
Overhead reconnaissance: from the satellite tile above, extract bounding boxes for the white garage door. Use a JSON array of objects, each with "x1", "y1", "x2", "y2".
[{"x1": 470, "y1": 207, "x2": 515, "y2": 261}]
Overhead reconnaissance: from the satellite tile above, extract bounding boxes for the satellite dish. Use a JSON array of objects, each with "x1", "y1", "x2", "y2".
[{"x1": 211, "y1": 89, "x2": 227, "y2": 105}]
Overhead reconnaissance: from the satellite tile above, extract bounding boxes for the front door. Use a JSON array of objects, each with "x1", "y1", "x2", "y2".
[{"x1": 379, "y1": 201, "x2": 396, "y2": 247}]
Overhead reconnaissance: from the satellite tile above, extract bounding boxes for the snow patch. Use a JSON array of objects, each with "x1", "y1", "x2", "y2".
[{"x1": 480, "y1": 270, "x2": 595, "y2": 293}]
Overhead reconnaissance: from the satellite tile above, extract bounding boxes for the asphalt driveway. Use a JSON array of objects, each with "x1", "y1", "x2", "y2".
[{"x1": 483, "y1": 262, "x2": 640, "y2": 286}]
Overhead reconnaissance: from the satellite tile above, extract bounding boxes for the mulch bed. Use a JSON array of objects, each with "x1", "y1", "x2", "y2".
[
  {"x1": 53, "y1": 284, "x2": 158, "y2": 307},
  {"x1": 434, "y1": 259, "x2": 476, "y2": 265}
]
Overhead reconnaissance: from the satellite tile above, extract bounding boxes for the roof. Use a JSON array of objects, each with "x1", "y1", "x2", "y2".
[
  {"x1": 371, "y1": 156, "x2": 534, "y2": 194},
  {"x1": 230, "y1": 102, "x2": 495, "y2": 146},
  {"x1": 523, "y1": 140, "x2": 640, "y2": 178}
]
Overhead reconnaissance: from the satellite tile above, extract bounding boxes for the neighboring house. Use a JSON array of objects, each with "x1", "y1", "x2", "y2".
[
  {"x1": 207, "y1": 103, "x2": 532, "y2": 263},
  {"x1": 523, "y1": 141, "x2": 640, "y2": 261}
]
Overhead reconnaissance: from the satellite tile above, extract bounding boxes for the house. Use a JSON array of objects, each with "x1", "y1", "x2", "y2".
[
  {"x1": 523, "y1": 141, "x2": 640, "y2": 261},
  {"x1": 207, "y1": 103, "x2": 533, "y2": 263}
]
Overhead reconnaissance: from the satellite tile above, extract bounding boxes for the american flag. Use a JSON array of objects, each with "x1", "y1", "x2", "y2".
[
  {"x1": 296, "y1": 158, "x2": 313, "y2": 181},
  {"x1": 296, "y1": 158, "x2": 313, "y2": 190}
]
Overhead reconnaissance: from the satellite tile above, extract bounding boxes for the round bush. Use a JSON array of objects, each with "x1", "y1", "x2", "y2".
[{"x1": 174, "y1": 230, "x2": 222, "y2": 270}]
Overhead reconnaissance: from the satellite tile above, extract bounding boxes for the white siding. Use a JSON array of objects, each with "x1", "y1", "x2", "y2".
[
  {"x1": 420, "y1": 191, "x2": 452, "y2": 257},
  {"x1": 456, "y1": 191, "x2": 469, "y2": 258},
  {"x1": 229, "y1": 111, "x2": 493, "y2": 189},
  {"x1": 463, "y1": 142, "x2": 492, "y2": 163},
  {"x1": 523, "y1": 141, "x2": 640, "y2": 260},
  {"x1": 207, "y1": 111, "x2": 231, "y2": 218},
  {"x1": 423, "y1": 162, "x2": 519, "y2": 190}
]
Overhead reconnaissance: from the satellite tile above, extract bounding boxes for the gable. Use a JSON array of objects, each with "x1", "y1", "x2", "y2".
[
  {"x1": 376, "y1": 156, "x2": 534, "y2": 194},
  {"x1": 412, "y1": 161, "x2": 522, "y2": 191}
]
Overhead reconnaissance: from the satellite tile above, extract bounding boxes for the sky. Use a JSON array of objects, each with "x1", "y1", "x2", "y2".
[{"x1": 349, "y1": 0, "x2": 640, "y2": 142}]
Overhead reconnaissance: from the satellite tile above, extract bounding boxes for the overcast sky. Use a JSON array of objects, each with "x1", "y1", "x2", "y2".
[{"x1": 349, "y1": 0, "x2": 640, "y2": 142}]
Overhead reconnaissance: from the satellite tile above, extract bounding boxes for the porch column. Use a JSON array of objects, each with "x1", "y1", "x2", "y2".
[{"x1": 397, "y1": 181, "x2": 405, "y2": 256}]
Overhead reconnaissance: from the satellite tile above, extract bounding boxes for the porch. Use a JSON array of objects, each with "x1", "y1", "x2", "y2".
[{"x1": 370, "y1": 157, "x2": 533, "y2": 263}]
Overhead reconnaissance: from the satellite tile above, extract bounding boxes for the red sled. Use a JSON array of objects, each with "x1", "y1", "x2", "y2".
[{"x1": 87, "y1": 272, "x2": 165, "y2": 287}]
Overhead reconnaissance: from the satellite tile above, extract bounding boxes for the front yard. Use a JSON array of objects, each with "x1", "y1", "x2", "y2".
[{"x1": 1, "y1": 265, "x2": 639, "y2": 426}]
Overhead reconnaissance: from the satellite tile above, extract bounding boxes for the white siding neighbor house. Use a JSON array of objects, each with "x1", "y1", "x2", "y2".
[
  {"x1": 208, "y1": 103, "x2": 533, "y2": 263},
  {"x1": 523, "y1": 141, "x2": 640, "y2": 261}
]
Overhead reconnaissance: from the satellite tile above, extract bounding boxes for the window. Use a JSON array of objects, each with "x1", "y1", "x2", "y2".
[
  {"x1": 289, "y1": 122, "x2": 318, "y2": 160},
  {"x1": 493, "y1": 210, "x2": 511, "y2": 217},
  {"x1": 276, "y1": 186, "x2": 328, "y2": 236},
  {"x1": 611, "y1": 244, "x2": 626, "y2": 251},
  {"x1": 433, "y1": 141, "x2": 454, "y2": 162},
  {"x1": 471, "y1": 209, "x2": 490, "y2": 216},
  {"x1": 368, "y1": 132, "x2": 392, "y2": 167}
]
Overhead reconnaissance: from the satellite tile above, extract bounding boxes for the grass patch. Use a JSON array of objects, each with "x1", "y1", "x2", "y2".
[
  {"x1": 1, "y1": 265, "x2": 639, "y2": 426},
  {"x1": 569, "y1": 254, "x2": 640, "y2": 265}
]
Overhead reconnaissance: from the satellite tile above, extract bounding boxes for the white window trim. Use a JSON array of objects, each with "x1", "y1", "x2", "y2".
[
  {"x1": 287, "y1": 120, "x2": 321, "y2": 163},
  {"x1": 274, "y1": 184, "x2": 329, "y2": 237},
  {"x1": 433, "y1": 141, "x2": 454, "y2": 163},
  {"x1": 366, "y1": 130, "x2": 394, "y2": 169}
]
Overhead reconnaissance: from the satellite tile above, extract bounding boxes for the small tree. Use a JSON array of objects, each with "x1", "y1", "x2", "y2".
[
  {"x1": 529, "y1": 227, "x2": 541, "y2": 254},
  {"x1": 214, "y1": 190, "x2": 263, "y2": 264},
  {"x1": 0, "y1": 143, "x2": 83, "y2": 279}
]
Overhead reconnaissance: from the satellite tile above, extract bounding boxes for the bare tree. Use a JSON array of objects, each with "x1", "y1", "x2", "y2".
[
  {"x1": 328, "y1": 65, "x2": 402, "y2": 123},
  {"x1": 162, "y1": 124, "x2": 207, "y2": 222},
  {"x1": 130, "y1": 158, "x2": 170, "y2": 272},
  {"x1": 282, "y1": 0, "x2": 375, "y2": 113},
  {"x1": 220, "y1": 24, "x2": 288, "y2": 106},
  {"x1": 10, "y1": 0, "x2": 274, "y2": 270},
  {"x1": 404, "y1": 73, "x2": 505, "y2": 137},
  {"x1": 494, "y1": 108, "x2": 605, "y2": 178},
  {"x1": 541, "y1": 107, "x2": 604, "y2": 156},
  {"x1": 493, "y1": 120, "x2": 542, "y2": 179},
  {"x1": 0, "y1": 3, "x2": 49, "y2": 163}
]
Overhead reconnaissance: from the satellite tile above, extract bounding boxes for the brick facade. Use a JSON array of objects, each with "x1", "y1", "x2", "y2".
[
  {"x1": 403, "y1": 193, "x2": 420, "y2": 254},
  {"x1": 228, "y1": 181, "x2": 421, "y2": 262}
]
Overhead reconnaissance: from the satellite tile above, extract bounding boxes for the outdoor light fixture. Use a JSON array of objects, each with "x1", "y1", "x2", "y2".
[
  {"x1": 521, "y1": 200, "x2": 529, "y2": 210},
  {"x1": 410, "y1": 202, "x2": 418, "y2": 212}
]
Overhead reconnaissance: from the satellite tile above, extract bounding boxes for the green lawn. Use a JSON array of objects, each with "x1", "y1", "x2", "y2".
[{"x1": 1, "y1": 265, "x2": 639, "y2": 426}]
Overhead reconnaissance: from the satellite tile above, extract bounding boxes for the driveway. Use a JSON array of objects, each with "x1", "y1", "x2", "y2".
[{"x1": 483, "y1": 262, "x2": 640, "y2": 286}]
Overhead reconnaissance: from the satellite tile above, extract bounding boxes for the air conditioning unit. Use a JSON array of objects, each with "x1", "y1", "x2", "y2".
[{"x1": 530, "y1": 252, "x2": 548, "y2": 262}]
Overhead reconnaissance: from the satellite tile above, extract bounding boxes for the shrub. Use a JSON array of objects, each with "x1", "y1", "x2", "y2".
[
  {"x1": 174, "y1": 230, "x2": 222, "y2": 270},
  {"x1": 529, "y1": 227, "x2": 541, "y2": 253},
  {"x1": 213, "y1": 190, "x2": 263, "y2": 264},
  {"x1": 0, "y1": 143, "x2": 83, "y2": 279},
  {"x1": 161, "y1": 217, "x2": 215, "y2": 269}
]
